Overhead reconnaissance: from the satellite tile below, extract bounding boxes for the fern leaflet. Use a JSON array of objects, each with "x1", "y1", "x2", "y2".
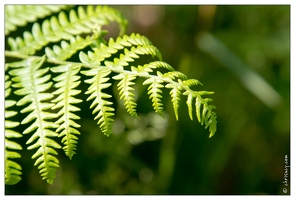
[
  {"x1": 45, "y1": 35, "x2": 94, "y2": 61},
  {"x1": 8, "y1": 56, "x2": 61, "y2": 184},
  {"x1": 5, "y1": 73, "x2": 22, "y2": 185},
  {"x1": 7, "y1": 5, "x2": 127, "y2": 55},
  {"x1": 5, "y1": 5, "x2": 69, "y2": 35},
  {"x1": 113, "y1": 73, "x2": 138, "y2": 118},
  {"x1": 143, "y1": 75, "x2": 165, "y2": 117},
  {"x1": 51, "y1": 64, "x2": 82, "y2": 159},
  {"x1": 165, "y1": 81, "x2": 183, "y2": 120},
  {"x1": 82, "y1": 67, "x2": 115, "y2": 136}
]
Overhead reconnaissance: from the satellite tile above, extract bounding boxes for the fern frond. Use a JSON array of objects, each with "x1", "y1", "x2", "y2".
[
  {"x1": 5, "y1": 74, "x2": 22, "y2": 185},
  {"x1": 9, "y1": 56, "x2": 61, "y2": 184},
  {"x1": 165, "y1": 81, "x2": 183, "y2": 120},
  {"x1": 113, "y1": 73, "x2": 138, "y2": 118},
  {"x1": 82, "y1": 67, "x2": 115, "y2": 136},
  {"x1": 136, "y1": 61, "x2": 175, "y2": 78},
  {"x1": 79, "y1": 33, "x2": 217, "y2": 137},
  {"x1": 5, "y1": 132, "x2": 22, "y2": 185},
  {"x1": 143, "y1": 74, "x2": 165, "y2": 117},
  {"x1": 181, "y1": 79, "x2": 217, "y2": 137},
  {"x1": 163, "y1": 71, "x2": 188, "y2": 80},
  {"x1": 145, "y1": 61, "x2": 174, "y2": 71},
  {"x1": 7, "y1": 5, "x2": 128, "y2": 55},
  {"x1": 125, "y1": 33, "x2": 154, "y2": 46},
  {"x1": 183, "y1": 90, "x2": 195, "y2": 120},
  {"x1": 5, "y1": 4, "x2": 218, "y2": 186},
  {"x1": 51, "y1": 64, "x2": 82, "y2": 159},
  {"x1": 92, "y1": 37, "x2": 130, "y2": 62},
  {"x1": 197, "y1": 96, "x2": 217, "y2": 138},
  {"x1": 183, "y1": 89, "x2": 217, "y2": 138},
  {"x1": 106, "y1": 45, "x2": 162, "y2": 68},
  {"x1": 5, "y1": 5, "x2": 69, "y2": 35},
  {"x1": 93, "y1": 33, "x2": 161, "y2": 67},
  {"x1": 45, "y1": 35, "x2": 94, "y2": 61},
  {"x1": 183, "y1": 79, "x2": 203, "y2": 87}
]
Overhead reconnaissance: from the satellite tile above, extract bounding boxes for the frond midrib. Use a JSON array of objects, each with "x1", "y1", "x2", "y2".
[
  {"x1": 5, "y1": 48, "x2": 212, "y2": 100},
  {"x1": 27, "y1": 60, "x2": 54, "y2": 182}
]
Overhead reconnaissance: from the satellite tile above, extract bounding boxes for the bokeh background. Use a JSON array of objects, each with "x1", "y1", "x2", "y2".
[{"x1": 5, "y1": 5, "x2": 290, "y2": 195}]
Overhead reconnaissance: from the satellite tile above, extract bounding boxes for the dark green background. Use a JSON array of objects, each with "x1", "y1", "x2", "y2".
[{"x1": 5, "y1": 5, "x2": 290, "y2": 194}]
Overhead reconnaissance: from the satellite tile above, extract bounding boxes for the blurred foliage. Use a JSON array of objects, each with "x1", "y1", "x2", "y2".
[{"x1": 5, "y1": 5, "x2": 290, "y2": 195}]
